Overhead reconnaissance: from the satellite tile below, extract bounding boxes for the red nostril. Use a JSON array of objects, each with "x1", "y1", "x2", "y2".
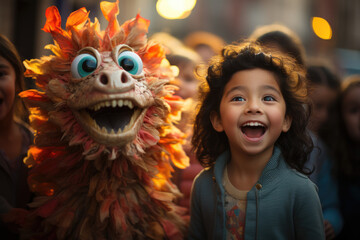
[
  {"x1": 100, "y1": 74, "x2": 108, "y2": 85},
  {"x1": 121, "y1": 73, "x2": 128, "y2": 83}
]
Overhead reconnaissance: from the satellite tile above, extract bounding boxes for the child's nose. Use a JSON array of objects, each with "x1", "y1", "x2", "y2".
[{"x1": 245, "y1": 99, "x2": 262, "y2": 114}]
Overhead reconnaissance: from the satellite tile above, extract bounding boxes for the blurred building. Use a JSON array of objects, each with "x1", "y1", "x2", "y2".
[{"x1": 0, "y1": 0, "x2": 359, "y2": 78}]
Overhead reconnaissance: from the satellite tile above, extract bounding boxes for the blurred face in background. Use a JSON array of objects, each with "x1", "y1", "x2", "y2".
[
  {"x1": 308, "y1": 84, "x2": 338, "y2": 134},
  {"x1": 175, "y1": 61, "x2": 199, "y2": 100},
  {"x1": 0, "y1": 55, "x2": 16, "y2": 120},
  {"x1": 195, "y1": 45, "x2": 215, "y2": 64},
  {"x1": 342, "y1": 85, "x2": 360, "y2": 143}
]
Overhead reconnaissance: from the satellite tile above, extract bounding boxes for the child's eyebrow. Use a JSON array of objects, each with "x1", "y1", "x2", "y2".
[
  {"x1": 225, "y1": 86, "x2": 246, "y2": 97},
  {"x1": 225, "y1": 85, "x2": 281, "y2": 97},
  {"x1": 262, "y1": 85, "x2": 281, "y2": 95}
]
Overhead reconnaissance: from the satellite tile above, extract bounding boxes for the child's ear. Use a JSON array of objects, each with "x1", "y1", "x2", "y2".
[
  {"x1": 282, "y1": 115, "x2": 292, "y2": 132},
  {"x1": 210, "y1": 111, "x2": 224, "y2": 132}
]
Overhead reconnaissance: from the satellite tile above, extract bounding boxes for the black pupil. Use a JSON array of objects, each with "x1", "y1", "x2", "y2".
[
  {"x1": 82, "y1": 59, "x2": 96, "y2": 72},
  {"x1": 120, "y1": 58, "x2": 134, "y2": 71}
]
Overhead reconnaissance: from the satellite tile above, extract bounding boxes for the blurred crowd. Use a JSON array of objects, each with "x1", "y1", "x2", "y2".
[{"x1": 0, "y1": 18, "x2": 359, "y2": 239}]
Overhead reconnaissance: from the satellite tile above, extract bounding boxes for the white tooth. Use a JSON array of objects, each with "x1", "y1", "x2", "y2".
[
  {"x1": 101, "y1": 127, "x2": 107, "y2": 133},
  {"x1": 101, "y1": 102, "x2": 105, "y2": 108},
  {"x1": 112, "y1": 100, "x2": 117, "y2": 107},
  {"x1": 106, "y1": 101, "x2": 111, "y2": 107},
  {"x1": 118, "y1": 100, "x2": 123, "y2": 107},
  {"x1": 110, "y1": 129, "x2": 115, "y2": 135},
  {"x1": 117, "y1": 128, "x2": 122, "y2": 134},
  {"x1": 128, "y1": 101, "x2": 133, "y2": 109},
  {"x1": 92, "y1": 118, "x2": 100, "y2": 129},
  {"x1": 243, "y1": 122, "x2": 265, "y2": 127},
  {"x1": 123, "y1": 100, "x2": 128, "y2": 107},
  {"x1": 90, "y1": 118, "x2": 96, "y2": 127},
  {"x1": 243, "y1": 122, "x2": 264, "y2": 127}
]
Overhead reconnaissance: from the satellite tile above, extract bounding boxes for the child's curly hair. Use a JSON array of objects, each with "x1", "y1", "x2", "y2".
[{"x1": 192, "y1": 40, "x2": 313, "y2": 174}]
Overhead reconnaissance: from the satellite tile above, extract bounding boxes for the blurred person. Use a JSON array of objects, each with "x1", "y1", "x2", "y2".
[
  {"x1": 150, "y1": 32, "x2": 203, "y2": 209},
  {"x1": 249, "y1": 24, "x2": 343, "y2": 239},
  {"x1": 0, "y1": 34, "x2": 33, "y2": 239},
  {"x1": 150, "y1": 32, "x2": 202, "y2": 100},
  {"x1": 183, "y1": 31, "x2": 225, "y2": 64},
  {"x1": 306, "y1": 64, "x2": 343, "y2": 239},
  {"x1": 249, "y1": 23, "x2": 306, "y2": 67},
  {"x1": 323, "y1": 75, "x2": 360, "y2": 240},
  {"x1": 307, "y1": 65, "x2": 340, "y2": 135}
]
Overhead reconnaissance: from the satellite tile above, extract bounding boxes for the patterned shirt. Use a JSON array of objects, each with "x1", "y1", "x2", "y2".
[{"x1": 223, "y1": 166, "x2": 248, "y2": 240}]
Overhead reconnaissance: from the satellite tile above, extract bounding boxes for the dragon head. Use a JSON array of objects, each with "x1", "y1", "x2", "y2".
[
  {"x1": 22, "y1": 0, "x2": 187, "y2": 157},
  {"x1": 67, "y1": 44, "x2": 154, "y2": 147}
]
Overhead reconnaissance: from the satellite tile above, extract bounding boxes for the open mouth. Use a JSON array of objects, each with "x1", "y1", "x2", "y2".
[
  {"x1": 241, "y1": 122, "x2": 266, "y2": 139},
  {"x1": 80, "y1": 99, "x2": 142, "y2": 135}
]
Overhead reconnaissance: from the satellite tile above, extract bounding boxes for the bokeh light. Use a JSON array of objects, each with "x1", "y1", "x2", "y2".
[
  {"x1": 156, "y1": 0, "x2": 197, "y2": 20},
  {"x1": 312, "y1": 17, "x2": 332, "y2": 40}
]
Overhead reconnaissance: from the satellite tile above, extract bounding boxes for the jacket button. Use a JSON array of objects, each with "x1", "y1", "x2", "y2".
[
  {"x1": 256, "y1": 183, "x2": 262, "y2": 190},
  {"x1": 212, "y1": 176, "x2": 216, "y2": 183}
]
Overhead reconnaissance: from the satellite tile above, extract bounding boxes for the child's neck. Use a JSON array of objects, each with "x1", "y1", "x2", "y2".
[{"x1": 227, "y1": 146, "x2": 274, "y2": 191}]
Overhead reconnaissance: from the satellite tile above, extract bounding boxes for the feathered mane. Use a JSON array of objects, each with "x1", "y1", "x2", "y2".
[{"x1": 20, "y1": 1, "x2": 189, "y2": 239}]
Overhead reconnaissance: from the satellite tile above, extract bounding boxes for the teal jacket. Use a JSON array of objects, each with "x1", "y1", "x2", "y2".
[{"x1": 188, "y1": 147, "x2": 325, "y2": 240}]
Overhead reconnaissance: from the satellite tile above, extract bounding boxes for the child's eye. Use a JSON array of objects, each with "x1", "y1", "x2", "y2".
[
  {"x1": 263, "y1": 96, "x2": 275, "y2": 101},
  {"x1": 231, "y1": 96, "x2": 245, "y2": 102}
]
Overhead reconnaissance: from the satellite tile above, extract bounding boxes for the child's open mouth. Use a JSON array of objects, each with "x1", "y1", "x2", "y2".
[{"x1": 241, "y1": 121, "x2": 266, "y2": 139}]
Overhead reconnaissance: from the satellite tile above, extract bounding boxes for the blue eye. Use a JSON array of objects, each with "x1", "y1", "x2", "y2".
[
  {"x1": 71, "y1": 54, "x2": 97, "y2": 78},
  {"x1": 231, "y1": 96, "x2": 245, "y2": 102},
  {"x1": 264, "y1": 96, "x2": 275, "y2": 101},
  {"x1": 117, "y1": 51, "x2": 143, "y2": 75}
]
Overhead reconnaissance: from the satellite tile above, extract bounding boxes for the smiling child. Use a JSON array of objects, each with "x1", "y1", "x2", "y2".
[{"x1": 188, "y1": 40, "x2": 325, "y2": 240}]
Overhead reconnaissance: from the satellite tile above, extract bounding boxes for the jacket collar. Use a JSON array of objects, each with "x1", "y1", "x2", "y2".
[{"x1": 213, "y1": 146, "x2": 284, "y2": 189}]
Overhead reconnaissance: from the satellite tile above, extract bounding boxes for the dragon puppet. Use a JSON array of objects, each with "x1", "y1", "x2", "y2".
[{"x1": 19, "y1": 1, "x2": 190, "y2": 239}]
